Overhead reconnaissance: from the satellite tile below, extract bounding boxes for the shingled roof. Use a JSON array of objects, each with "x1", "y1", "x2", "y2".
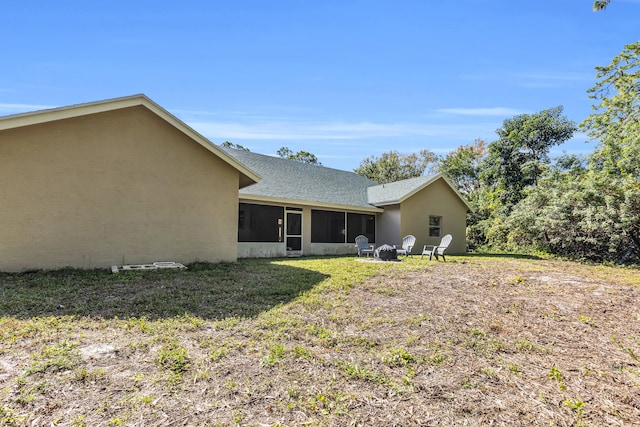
[
  {"x1": 224, "y1": 148, "x2": 471, "y2": 211},
  {"x1": 368, "y1": 175, "x2": 473, "y2": 210},
  {"x1": 223, "y1": 148, "x2": 381, "y2": 211},
  {"x1": 368, "y1": 175, "x2": 441, "y2": 206}
]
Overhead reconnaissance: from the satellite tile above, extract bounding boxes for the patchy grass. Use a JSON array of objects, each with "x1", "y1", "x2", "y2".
[{"x1": 1, "y1": 255, "x2": 640, "y2": 425}]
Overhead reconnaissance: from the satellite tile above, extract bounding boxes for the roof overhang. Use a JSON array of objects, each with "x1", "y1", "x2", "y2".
[
  {"x1": 239, "y1": 194, "x2": 384, "y2": 213},
  {"x1": 0, "y1": 94, "x2": 261, "y2": 188}
]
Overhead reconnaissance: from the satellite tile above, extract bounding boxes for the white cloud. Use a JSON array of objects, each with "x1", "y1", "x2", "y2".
[
  {"x1": 437, "y1": 107, "x2": 525, "y2": 117},
  {"x1": 0, "y1": 103, "x2": 55, "y2": 114},
  {"x1": 460, "y1": 70, "x2": 593, "y2": 88},
  {"x1": 188, "y1": 119, "x2": 495, "y2": 142}
]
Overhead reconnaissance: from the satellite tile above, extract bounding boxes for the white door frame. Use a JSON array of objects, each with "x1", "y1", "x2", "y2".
[{"x1": 285, "y1": 209, "x2": 303, "y2": 257}]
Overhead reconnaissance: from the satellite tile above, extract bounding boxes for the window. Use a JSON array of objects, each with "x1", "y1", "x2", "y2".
[
  {"x1": 311, "y1": 210, "x2": 345, "y2": 243},
  {"x1": 238, "y1": 203, "x2": 284, "y2": 242},
  {"x1": 347, "y1": 213, "x2": 375, "y2": 243},
  {"x1": 429, "y1": 215, "x2": 442, "y2": 237},
  {"x1": 311, "y1": 210, "x2": 376, "y2": 244}
]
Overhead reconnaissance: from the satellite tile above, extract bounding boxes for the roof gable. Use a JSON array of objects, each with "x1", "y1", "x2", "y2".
[
  {"x1": 367, "y1": 174, "x2": 473, "y2": 211},
  {"x1": 0, "y1": 94, "x2": 260, "y2": 188}
]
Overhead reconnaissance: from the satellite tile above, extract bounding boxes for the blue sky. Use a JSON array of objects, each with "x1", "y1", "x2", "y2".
[{"x1": 2, "y1": 1, "x2": 639, "y2": 171}]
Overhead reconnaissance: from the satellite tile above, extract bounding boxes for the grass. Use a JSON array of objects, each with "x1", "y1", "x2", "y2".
[{"x1": 1, "y1": 255, "x2": 639, "y2": 425}]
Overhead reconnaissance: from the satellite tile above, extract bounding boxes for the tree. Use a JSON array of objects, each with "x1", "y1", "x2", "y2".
[
  {"x1": 481, "y1": 106, "x2": 576, "y2": 211},
  {"x1": 277, "y1": 146, "x2": 321, "y2": 165},
  {"x1": 437, "y1": 139, "x2": 490, "y2": 249},
  {"x1": 496, "y1": 43, "x2": 640, "y2": 263},
  {"x1": 438, "y1": 139, "x2": 487, "y2": 196},
  {"x1": 582, "y1": 41, "x2": 640, "y2": 178},
  {"x1": 354, "y1": 149, "x2": 440, "y2": 184},
  {"x1": 500, "y1": 165, "x2": 637, "y2": 263},
  {"x1": 220, "y1": 141, "x2": 250, "y2": 151},
  {"x1": 580, "y1": 41, "x2": 640, "y2": 257},
  {"x1": 593, "y1": 0, "x2": 611, "y2": 11}
]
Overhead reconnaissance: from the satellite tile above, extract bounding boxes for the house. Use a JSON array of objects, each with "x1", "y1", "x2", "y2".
[
  {"x1": 0, "y1": 94, "x2": 470, "y2": 272},
  {"x1": 224, "y1": 149, "x2": 471, "y2": 258},
  {"x1": 0, "y1": 95, "x2": 259, "y2": 272}
]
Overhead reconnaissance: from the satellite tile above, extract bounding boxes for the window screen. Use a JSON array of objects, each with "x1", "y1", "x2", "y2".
[
  {"x1": 347, "y1": 213, "x2": 375, "y2": 243},
  {"x1": 238, "y1": 203, "x2": 284, "y2": 242},
  {"x1": 311, "y1": 210, "x2": 345, "y2": 243}
]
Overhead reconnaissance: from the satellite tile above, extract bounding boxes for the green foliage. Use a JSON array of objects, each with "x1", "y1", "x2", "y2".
[
  {"x1": 154, "y1": 341, "x2": 191, "y2": 373},
  {"x1": 439, "y1": 139, "x2": 491, "y2": 248},
  {"x1": 0, "y1": 405, "x2": 24, "y2": 426},
  {"x1": 582, "y1": 41, "x2": 640, "y2": 179},
  {"x1": 468, "y1": 41, "x2": 639, "y2": 262},
  {"x1": 354, "y1": 149, "x2": 440, "y2": 184},
  {"x1": 339, "y1": 361, "x2": 390, "y2": 385},
  {"x1": 493, "y1": 43, "x2": 640, "y2": 262},
  {"x1": 481, "y1": 106, "x2": 576, "y2": 212},
  {"x1": 579, "y1": 41, "x2": 640, "y2": 260},
  {"x1": 563, "y1": 398, "x2": 586, "y2": 422},
  {"x1": 501, "y1": 168, "x2": 638, "y2": 262},
  {"x1": 549, "y1": 366, "x2": 566, "y2": 390},
  {"x1": 381, "y1": 347, "x2": 420, "y2": 367},
  {"x1": 262, "y1": 341, "x2": 286, "y2": 365},
  {"x1": 277, "y1": 146, "x2": 321, "y2": 164},
  {"x1": 27, "y1": 340, "x2": 81, "y2": 375},
  {"x1": 438, "y1": 139, "x2": 487, "y2": 196},
  {"x1": 447, "y1": 108, "x2": 576, "y2": 250},
  {"x1": 593, "y1": 0, "x2": 611, "y2": 11},
  {"x1": 220, "y1": 141, "x2": 250, "y2": 151}
]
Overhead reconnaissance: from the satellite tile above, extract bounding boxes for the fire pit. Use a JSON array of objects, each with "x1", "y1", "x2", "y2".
[{"x1": 374, "y1": 244, "x2": 398, "y2": 261}]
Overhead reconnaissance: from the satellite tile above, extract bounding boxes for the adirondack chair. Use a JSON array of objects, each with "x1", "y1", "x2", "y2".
[
  {"x1": 394, "y1": 235, "x2": 416, "y2": 257},
  {"x1": 421, "y1": 234, "x2": 452, "y2": 261},
  {"x1": 354, "y1": 235, "x2": 374, "y2": 257}
]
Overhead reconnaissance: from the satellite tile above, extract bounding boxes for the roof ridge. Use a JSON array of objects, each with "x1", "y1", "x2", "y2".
[
  {"x1": 222, "y1": 147, "x2": 377, "y2": 179},
  {"x1": 0, "y1": 94, "x2": 148, "y2": 121}
]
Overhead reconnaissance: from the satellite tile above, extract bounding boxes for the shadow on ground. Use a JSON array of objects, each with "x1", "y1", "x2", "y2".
[{"x1": 0, "y1": 259, "x2": 328, "y2": 320}]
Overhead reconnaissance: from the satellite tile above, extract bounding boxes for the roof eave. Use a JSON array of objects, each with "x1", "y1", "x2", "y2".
[{"x1": 239, "y1": 194, "x2": 384, "y2": 213}]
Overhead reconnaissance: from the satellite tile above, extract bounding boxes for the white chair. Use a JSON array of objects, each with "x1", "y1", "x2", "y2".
[
  {"x1": 394, "y1": 235, "x2": 416, "y2": 257},
  {"x1": 421, "y1": 234, "x2": 452, "y2": 261},
  {"x1": 355, "y1": 235, "x2": 374, "y2": 257}
]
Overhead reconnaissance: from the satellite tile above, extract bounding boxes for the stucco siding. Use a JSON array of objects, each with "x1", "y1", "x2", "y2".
[
  {"x1": 376, "y1": 204, "x2": 401, "y2": 247},
  {"x1": 400, "y1": 178, "x2": 468, "y2": 254},
  {"x1": 0, "y1": 105, "x2": 239, "y2": 271},
  {"x1": 237, "y1": 243, "x2": 287, "y2": 258}
]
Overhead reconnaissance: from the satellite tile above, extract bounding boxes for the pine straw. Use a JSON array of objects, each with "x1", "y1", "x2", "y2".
[{"x1": 1, "y1": 257, "x2": 639, "y2": 426}]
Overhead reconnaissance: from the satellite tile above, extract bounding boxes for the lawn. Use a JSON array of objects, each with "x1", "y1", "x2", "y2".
[{"x1": 1, "y1": 255, "x2": 639, "y2": 426}]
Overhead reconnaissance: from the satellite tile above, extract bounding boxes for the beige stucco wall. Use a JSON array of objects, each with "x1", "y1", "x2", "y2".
[
  {"x1": 376, "y1": 204, "x2": 400, "y2": 247},
  {"x1": 237, "y1": 242, "x2": 287, "y2": 258},
  {"x1": 0, "y1": 106, "x2": 240, "y2": 272},
  {"x1": 398, "y1": 178, "x2": 468, "y2": 254}
]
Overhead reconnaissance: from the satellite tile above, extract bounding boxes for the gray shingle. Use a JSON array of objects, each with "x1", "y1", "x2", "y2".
[
  {"x1": 224, "y1": 148, "x2": 378, "y2": 209},
  {"x1": 224, "y1": 148, "x2": 467, "y2": 211},
  {"x1": 367, "y1": 175, "x2": 440, "y2": 206}
]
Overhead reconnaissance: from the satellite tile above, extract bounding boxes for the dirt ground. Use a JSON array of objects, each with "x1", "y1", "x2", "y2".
[
  {"x1": 1, "y1": 257, "x2": 639, "y2": 426},
  {"x1": 346, "y1": 259, "x2": 640, "y2": 426}
]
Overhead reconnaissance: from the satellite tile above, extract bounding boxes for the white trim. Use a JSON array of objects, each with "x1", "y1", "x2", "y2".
[{"x1": 238, "y1": 194, "x2": 383, "y2": 213}]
